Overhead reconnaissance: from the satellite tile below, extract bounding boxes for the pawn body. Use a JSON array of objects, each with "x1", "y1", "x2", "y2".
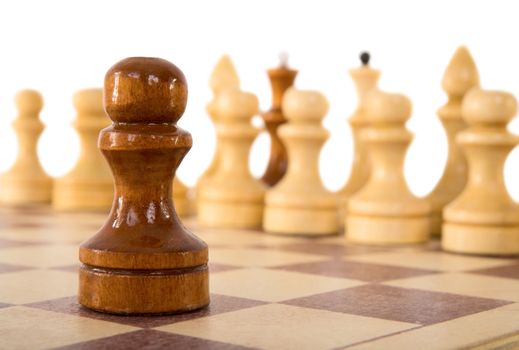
[
  {"x1": 0, "y1": 90, "x2": 52, "y2": 205},
  {"x1": 347, "y1": 90, "x2": 430, "y2": 244},
  {"x1": 264, "y1": 89, "x2": 337, "y2": 235},
  {"x1": 79, "y1": 57, "x2": 209, "y2": 314},
  {"x1": 53, "y1": 89, "x2": 113, "y2": 211},
  {"x1": 197, "y1": 88, "x2": 265, "y2": 229},
  {"x1": 443, "y1": 88, "x2": 519, "y2": 255}
]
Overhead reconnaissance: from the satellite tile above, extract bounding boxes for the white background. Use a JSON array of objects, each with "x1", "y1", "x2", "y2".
[{"x1": 0, "y1": 0, "x2": 518, "y2": 199}]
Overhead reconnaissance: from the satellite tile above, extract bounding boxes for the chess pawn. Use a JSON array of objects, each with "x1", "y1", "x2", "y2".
[
  {"x1": 347, "y1": 89, "x2": 430, "y2": 244},
  {"x1": 0, "y1": 90, "x2": 52, "y2": 205},
  {"x1": 260, "y1": 56, "x2": 298, "y2": 186},
  {"x1": 79, "y1": 57, "x2": 209, "y2": 314},
  {"x1": 426, "y1": 47, "x2": 479, "y2": 235},
  {"x1": 264, "y1": 88, "x2": 338, "y2": 235},
  {"x1": 196, "y1": 55, "x2": 240, "y2": 191},
  {"x1": 338, "y1": 52, "x2": 380, "y2": 220},
  {"x1": 197, "y1": 88, "x2": 265, "y2": 229},
  {"x1": 53, "y1": 89, "x2": 113, "y2": 211},
  {"x1": 443, "y1": 88, "x2": 519, "y2": 255}
]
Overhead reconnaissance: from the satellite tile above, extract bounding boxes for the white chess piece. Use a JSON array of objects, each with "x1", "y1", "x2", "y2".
[
  {"x1": 338, "y1": 53, "x2": 380, "y2": 223},
  {"x1": 347, "y1": 89, "x2": 430, "y2": 244},
  {"x1": 264, "y1": 88, "x2": 337, "y2": 235},
  {"x1": 443, "y1": 88, "x2": 519, "y2": 255},
  {"x1": 0, "y1": 90, "x2": 52, "y2": 205},
  {"x1": 197, "y1": 88, "x2": 265, "y2": 228},
  {"x1": 53, "y1": 89, "x2": 113, "y2": 210},
  {"x1": 426, "y1": 46, "x2": 479, "y2": 235}
]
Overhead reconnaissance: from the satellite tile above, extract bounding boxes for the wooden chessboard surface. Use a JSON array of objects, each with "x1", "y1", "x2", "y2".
[{"x1": 1, "y1": 206, "x2": 519, "y2": 350}]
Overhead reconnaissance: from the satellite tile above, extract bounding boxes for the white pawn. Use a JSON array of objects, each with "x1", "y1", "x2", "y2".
[
  {"x1": 264, "y1": 88, "x2": 337, "y2": 235},
  {"x1": 443, "y1": 88, "x2": 519, "y2": 255},
  {"x1": 197, "y1": 88, "x2": 265, "y2": 228},
  {"x1": 53, "y1": 89, "x2": 113, "y2": 210},
  {"x1": 347, "y1": 89, "x2": 430, "y2": 244},
  {"x1": 0, "y1": 90, "x2": 52, "y2": 205}
]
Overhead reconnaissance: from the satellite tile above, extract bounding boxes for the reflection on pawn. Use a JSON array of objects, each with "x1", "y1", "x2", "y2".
[
  {"x1": 346, "y1": 89, "x2": 430, "y2": 244},
  {"x1": 443, "y1": 88, "x2": 519, "y2": 255},
  {"x1": 53, "y1": 89, "x2": 113, "y2": 211},
  {"x1": 263, "y1": 88, "x2": 338, "y2": 235},
  {"x1": 0, "y1": 90, "x2": 52, "y2": 205}
]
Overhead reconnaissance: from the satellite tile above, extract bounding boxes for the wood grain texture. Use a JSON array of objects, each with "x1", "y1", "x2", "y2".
[{"x1": 79, "y1": 57, "x2": 209, "y2": 314}]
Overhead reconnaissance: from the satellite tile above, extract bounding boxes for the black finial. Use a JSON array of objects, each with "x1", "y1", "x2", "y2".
[{"x1": 360, "y1": 51, "x2": 370, "y2": 66}]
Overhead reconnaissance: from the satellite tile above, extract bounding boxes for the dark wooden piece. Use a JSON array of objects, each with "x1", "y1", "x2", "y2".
[
  {"x1": 260, "y1": 65, "x2": 297, "y2": 186},
  {"x1": 78, "y1": 57, "x2": 209, "y2": 315}
]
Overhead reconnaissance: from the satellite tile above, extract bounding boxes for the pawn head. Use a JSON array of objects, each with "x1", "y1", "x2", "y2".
[
  {"x1": 462, "y1": 88, "x2": 517, "y2": 125},
  {"x1": 104, "y1": 57, "x2": 187, "y2": 124},
  {"x1": 365, "y1": 89, "x2": 412, "y2": 123},
  {"x1": 15, "y1": 89, "x2": 43, "y2": 115},
  {"x1": 282, "y1": 88, "x2": 329, "y2": 121},
  {"x1": 74, "y1": 88, "x2": 104, "y2": 116},
  {"x1": 215, "y1": 88, "x2": 258, "y2": 120}
]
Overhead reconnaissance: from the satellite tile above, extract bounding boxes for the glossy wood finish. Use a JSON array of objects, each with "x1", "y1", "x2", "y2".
[
  {"x1": 79, "y1": 57, "x2": 209, "y2": 314},
  {"x1": 261, "y1": 64, "x2": 297, "y2": 186}
]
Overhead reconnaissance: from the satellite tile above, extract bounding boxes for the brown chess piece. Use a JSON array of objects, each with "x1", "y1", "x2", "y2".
[
  {"x1": 79, "y1": 57, "x2": 209, "y2": 314},
  {"x1": 261, "y1": 54, "x2": 297, "y2": 186}
]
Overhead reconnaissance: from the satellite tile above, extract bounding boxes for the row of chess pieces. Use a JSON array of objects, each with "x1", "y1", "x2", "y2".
[{"x1": 1, "y1": 47, "x2": 518, "y2": 258}]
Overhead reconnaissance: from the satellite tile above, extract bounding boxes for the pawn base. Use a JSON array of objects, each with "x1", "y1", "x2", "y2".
[
  {"x1": 347, "y1": 214, "x2": 430, "y2": 245},
  {"x1": 53, "y1": 180, "x2": 113, "y2": 211},
  {"x1": 264, "y1": 206, "x2": 338, "y2": 235},
  {"x1": 0, "y1": 178, "x2": 52, "y2": 205},
  {"x1": 443, "y1": 222, "x2": 519, "y2": 256},
  {"x1": 79, "y1": 263, "x2": 209, "y2": 315},
  {"x1": 198, "y1": 200, "x2": 263, "y2": 229},
  {"x1": 430, "y1": 211, "x2": 443, "y2": 237}
]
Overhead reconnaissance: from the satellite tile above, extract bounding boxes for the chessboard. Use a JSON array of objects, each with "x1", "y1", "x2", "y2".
[{"x1": 1, "y1": 206, "x2": 519, "y2": 350}]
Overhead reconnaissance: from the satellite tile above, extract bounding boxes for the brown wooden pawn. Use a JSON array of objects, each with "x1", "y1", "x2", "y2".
[
  {"x1": 261, "y1": 54, "x2": 298, "y2": 186},
  {"x1": 79, "y1": 57, "x2": 209, "y2": 314}
]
